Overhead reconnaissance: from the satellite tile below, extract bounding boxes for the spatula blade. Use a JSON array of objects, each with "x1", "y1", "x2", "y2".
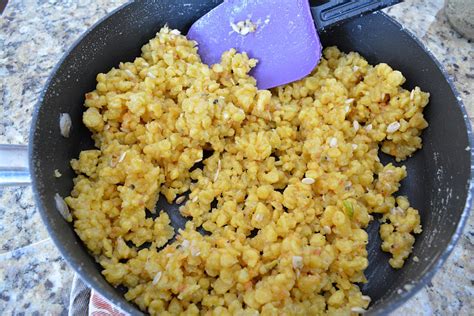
[{"x1": 187, "y1": 0, "x2": 321, "y2": 89}]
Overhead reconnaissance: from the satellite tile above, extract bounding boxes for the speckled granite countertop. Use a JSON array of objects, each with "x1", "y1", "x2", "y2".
[{"x1": 0, "y1": 0, "x2": 472, "y2": 314}]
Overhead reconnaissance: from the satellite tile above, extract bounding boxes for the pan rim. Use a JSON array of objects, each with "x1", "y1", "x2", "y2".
[{"x1": 27, "y1": 3, "x2": 474, "y2": 315}]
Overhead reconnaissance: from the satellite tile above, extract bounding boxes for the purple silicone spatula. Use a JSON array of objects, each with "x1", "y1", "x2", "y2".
[{"x1": 187, "y1": 0, "x2": 401, "y2": 89}]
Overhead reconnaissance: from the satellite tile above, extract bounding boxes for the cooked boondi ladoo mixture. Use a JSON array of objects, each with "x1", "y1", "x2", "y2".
[{"x1": 65, "y1": 27, "x2": 428, "y2": 315}]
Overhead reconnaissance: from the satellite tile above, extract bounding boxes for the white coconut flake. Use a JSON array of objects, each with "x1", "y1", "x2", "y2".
[
  {"x1": 404, "y1": 284, "x2": 414, "y2": 291},
  {"x1": 465, "y1": 146, "x2": 470, "y2": 151},
  {"x1": 365, "y1": 124, "x2": 373, "y2": 131},
  {"x1": 240, "y1": 27, "x2": 250, "y2": 36},
  {"x1": 175, "y1": 195, "x2": 186, "y2": 204},
  {"x1": 351, "y1": 307, "x2": 366, "y2": 313},
  {"x1": 191, "y1": 247, "x2": 200, "y2": 256},
  {"x1": 353, "y1": 66, "x2": 360, "y2": 72},
  {"x1": 152, "y1": 271, "x2": 162, "y2": 285},
  {"x1": 301, "y1": 177, "x2": 315, "y2": 185},
  {"x1": 125, "y1": 69, "x2": 134, "y2": 77},
  {"x1": 182, "y1": 239, "x2": 190, "y2": 249},
  {"x1": 413, "y1": 256, "x2": 420, "y2": 262},
  {"x1": 352, "y1": 144, "x2": 358, "y2": 150},
  {"x1": 292, "y1": 256, "x2": 303, "y2": 269},
  {"x1": 170, "y1": 29, "x2": 181, "y2": 35},
  {"x1": 361, "y1": 295, "x2": 371, "y2": 302},
  {"x1": 255, "y1": 213, "x2": 264, "y2": 222},
  {"x1": 230, "y1": 22, "x2": 240, "y2": 33},
  {"x1": 214, "y1": 160, "x2": 221, "y2": 182},
  {"x1": 147, "y1": 72, "x2": 156, "y2": 79},
  {"x1": 54, "y1": 169, "x2": 62, "y2": 178},
  {"x1": 410, "y1": 89, "x2": 415, "y2": 101},
  {"x1": 230, "y1": 19, "x2": 257, "y2": 36},
  {"x1": 110, "y1": 152, "x2": 127, "y2": 168},
  {"x1": 353, "y1": 121, "x2": 360, "y2": 131},
  {"x1": 54, "y1": 193, "x2": 72, "y2": 221},
  {"x1": 118, "y1": 152, "x2": 127, "y2": 163},
  {"x1": 59, "y1": 113, "x2": 72, "y2": 138},
  {"x1": 323, "y1": 226, "x2": 332, "y2": 234},
  {"x1": 386, "y1": 122, "x2": 401, "y2": 133},
  {"x1": 391, "y1": 207, "x2": 405, "y2": 215},
  {"x1": 344, "y1": 181, "x2": 352, "y2": 190},
  {"x1": 345, "y1": 98, "x2": 354, "y2": 104},
  {"x1": 329, "y1": 137, "x2": 338, "y2": 148},
  {"x1": 192, "y1": 196, "x2": 198, "y2": 202}
]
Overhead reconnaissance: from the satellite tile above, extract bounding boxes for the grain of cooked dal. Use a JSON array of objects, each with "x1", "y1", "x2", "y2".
[{"x1": 65, "y1": 26, "x2": 428, "y2": 315}]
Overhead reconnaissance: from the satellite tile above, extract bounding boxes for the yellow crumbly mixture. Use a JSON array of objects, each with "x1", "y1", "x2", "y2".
[{"x1": 65, "y1": 27, "x2": 428, "y2": 315}]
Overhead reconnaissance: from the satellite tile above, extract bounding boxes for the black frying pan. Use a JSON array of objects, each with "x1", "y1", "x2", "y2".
[{"x1": 12, "y1": 0, "x2": 473, "y2": 315}]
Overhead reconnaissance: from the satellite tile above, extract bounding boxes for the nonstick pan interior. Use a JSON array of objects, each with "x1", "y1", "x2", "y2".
[{"x1": 29, "y1": 1, "x2": 473, "y2": 315}]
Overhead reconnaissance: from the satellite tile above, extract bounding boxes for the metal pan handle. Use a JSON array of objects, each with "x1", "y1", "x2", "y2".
[
  {"x1": 311, "y1": 0, "x2": 402, "y2": 31},
  {"x1": 0, "y1": 144, "x2": 31, "y2": 186}
]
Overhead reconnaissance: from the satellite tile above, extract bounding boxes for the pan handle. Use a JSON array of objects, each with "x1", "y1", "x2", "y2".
[
  {"x1": 311, "y1": 0, "x2": 402, "y2": 31},
  {"x1": 0, "y1": 144, "x2": 31, "y2": 186}
]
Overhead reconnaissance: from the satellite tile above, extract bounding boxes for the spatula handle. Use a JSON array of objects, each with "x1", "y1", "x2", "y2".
[{"x1": 311, "y1": 0, "x2": 402, "y2": 31}]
